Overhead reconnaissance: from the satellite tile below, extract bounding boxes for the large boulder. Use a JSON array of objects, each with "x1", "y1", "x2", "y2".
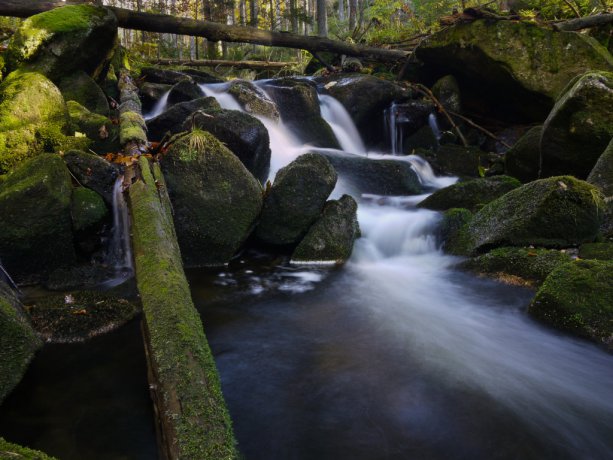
[
  {"x1": 0, "y1": 281, "x2": 42, "y2": 403},
  {"x1": 0, "y1": 71, "x2": 68, "y2": 174},
  {"x1": 415, "y1": 144, "x2": 485, "y2": 177},
  {"x1": 316, "y1": 150, "x2": 421, "y2": 196},
  {"x1": 71, "y1": 186, "x2": 108, "y2": 233},
  {"x1": 415, "y1": 20, "x2": 613, "y2": 121},
  {"x1": 161, "y1": 130, "x2": 263, "y2": 267},
  {"x1": 5, "y1": 5, "x2": 118, "y2": 84},
  {"x1": 418, "y1": 175, "x2": 521, "y2": 212},
  {"x1": 228, "y1": 80, "x2": 280, "y2": 121},
  {"x1": 540, "y1": 72, "x2": 613, "y2": 179},
  {"x1": 146, "y1": 96, "x2": 221, "y2": 141},
  {"x1": 67, "y1": 101, "x2": 119, "y2": 154},
  {"x1": 587, "y1": 138, "x2": 613, "y2": 237},
  {"x1": 62, "y1": 149, "x2": 118, "y2": 205},
  {"x1": 140, "y1": 67, "x2": 223, "y2": 85},
  {"x1": 324, "y1": 75, "x2": 410, "y2": 146},
  {"x1": 0, "y1": 154, "x2": 76, "y2": 279},
  {"x1": 263, "y1": 78, "x2": 340, "y2": 148},
  {"x1": 186, "y1": 109, "x2": 271, "y2": 182},
  {"x1": 504, "y1": 125, "x2": 542, "y2": 183},
  {"x1": 255, "y1": 153, "x2": 337, "y2": 247},
  {"x1": 166, "y1": 79, "x2": 205, "y2": 107},
  {"x1": 529, "y1": 259, "x2": 613, "y2": 350},
  {"x1": 431, "y1": 75, "x2": 461, "y2": 114},
  {"x1": 457, "y1": 176, "x2": 604, "y2": 255},
  {"x1": 59, "y1": 71, "x2": 110, "y2": 116},
  {"x1": 291, "y1": 195, "x2": 360, "y2": 264}
]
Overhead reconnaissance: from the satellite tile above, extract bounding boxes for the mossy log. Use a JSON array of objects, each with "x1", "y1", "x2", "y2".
[
  {"x1": 118, "y1": 69, "x2": 147, "y2": 155},
  {"x1": 128, "y1": 156, "x2": 237, "y2": 460}
]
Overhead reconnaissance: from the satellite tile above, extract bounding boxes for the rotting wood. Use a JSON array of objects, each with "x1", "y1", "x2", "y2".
[
  {"x1": 0, "y1": 0, "x2": 409, "y2": 63},
  {"x1": 149, "y1": 58, "x2": 297, "y2": 69},
  {"x1": 553, "y1": 13, "x2": 613, "y2": 31}
]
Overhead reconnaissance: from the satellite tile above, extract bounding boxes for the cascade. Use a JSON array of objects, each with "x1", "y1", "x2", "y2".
[
  {"x1": 143, "y1": 90, "x2": 170, "y2": 120},
  {"x1": 106, "y1": 177, "x2": 133, "y2": 277},
  {"x1": 318, "y1": 94, "x2": 366, "y2": 155}
]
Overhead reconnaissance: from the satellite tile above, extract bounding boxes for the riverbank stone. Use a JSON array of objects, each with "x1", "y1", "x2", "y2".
[
  {"x1": 540, "y1": 72, "x2": 613, "y2": 179},
  {"x1": 5, "y1": 5, "x2": 118, "y2": 84},
  {"x1": 292, "y1": 195, "x2": 360, "y2": 264},
  {"x1": 161, "y1": 130, "x2": 263, "y2": 266},
  {"x1": 62, "y1": 150, "x2": 118, "y2": 206},
  {"x1": 504, "y1": 125, "x2": 542, "y2": 183},
  {"x1": 59, "y1": 71, "x2": 110, "y2": 116},
  {"x1": 67, "y1": 101, "x2": 119, "y2": 154},
  {"x1": 529, "y1": 259, "x2": 613, "y2": 350},
  {"x1": 587, "y1": 138, "x2": 613, "y2": 238},
  {"x1": 418, "y1": 175, "x2": 521, "y2": 212},
  {"x1": 256, "y1": 153, "x2": 337, "y2": 247},
  {"x1": 0, "y1": 154, "x2": 76, "y2": 280}
]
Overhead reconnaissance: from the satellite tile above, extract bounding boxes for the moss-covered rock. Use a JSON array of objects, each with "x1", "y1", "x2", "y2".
[
  {"x1": 324, "y1": 74, "x2": 410, "y2": 146},
  {"x1": 0, "y1": 437, "x2": 57, "y2": 460},
  {"x1": 540, "y1": 72, "x2": 613, "y2": 179},
  {"x1": 186, "y1": 109, "x2": 271, "y2": 183},
  {"x1": 228, "y1": 79, "x2": 280, "y2": 121},
  {"x1": 418, "y1": 175, "x2": 521, "y2": 212},
  {"x1": 161, "y1": 130, "x2": 263, "y2": 266},
  {"x1": 416, "y1": 20, "x2": 613, "y2": 120},
  {"x1": 438, "y1": 207, "x2": 473, "y2": 255},
  {"x1": 432, "y1": 75, "x2": 461, "y2": 114},
  {"x1": 291, "y1": 195, "x2": 360, "y2": 264},
  {"x1": 460, "y1": 247, "x2": 572, "y2": 286},
  {"x1": 587, "y1": 138, "x2": 613, "y2": 238},
  {"x1": 62, "y1": 149, "x2": 118, "y2": 205},
  {"x1": 461, "y1": 176, "x2": 604, "y2": 254},
  {"x1": 0, "y1": 154, "x2": 75, "y2": 280},
  {"x1": 529, "y1": 259, "x2": 613, "y2": 350},
  {"x1": 416, "y1": 144, "x2": 485, "y2": 178},
  {"x1": 256, "y1": 153, "x2": 337, "y2": 247},
  {"x1": 504, "y1": 125, "x2": 542, "y2": 183},
  {"x1": 146, "y1": 96, "x2": 221, "y2": 141},
  {"x1": 60, "y1": 71, "x2": 110, "y2": 116},
  {"x1": 0, "y1": 71, "x2": 68, "y2": 173},
  {"x1": 578, "y1": 242, "x2": 613, "y2": 261},
  {"x1": 316, "y1": 149, "x2": 421, "y2": 196},
  {"x1": 140, "y1": 66, "x2": 222, "y2": 85},
  {"x1": 0, "y1": 281, "x2": 42, "y2": 404},
  {"x1": 5, "y1": 5, "x2": 117, "y2": 84},
  {"x1": 71, "y1": 186, "x2": 108, "y2": 232},
  {"x1": 27, "y1": 290, "x2": 139, "y2": 343},
  {"x1": 167, "y1": 79, "x2": 205, "y2": 107},
  {"x1": 263, "y1": 78, "x2": 340, "y2": 148},
  {"x1": 67, "y1": 100, "x2": 119, "y2": 154}
]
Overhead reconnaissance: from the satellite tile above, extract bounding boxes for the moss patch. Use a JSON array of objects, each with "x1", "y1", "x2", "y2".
[
  {"x1": 578, "y1": 242, "x2": 613, "y2": 261},
  {"x1": 71, "y1": 186, "x2": 108, "y2": 232},
  {"x1": 0, "y1": 437, "x2": 57, "y2": 460},
  {"x1": 119, "y1": 110, "x2": 147, "y2": 145},
  {"x1": 129, "y1": 157, "x2": 237, "y2": 458},
  {"x1": 67, "y1": 100, "x2": 119, "y2": 154},
  {"x1": 529, "y1": 259, "x2": 613, "y2": 350}
]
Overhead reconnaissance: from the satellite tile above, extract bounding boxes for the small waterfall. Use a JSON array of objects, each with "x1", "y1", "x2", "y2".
[
  {"x1": 428, "y1": 112, "x2": 442, "y2": 142},
  {"x1": 0, "y1": 258, "x2": 19, "y2": 293},
  {"x1": 144, "y1": 90, "x2": 170, "y2": 120},
  {"x1": 199, "y1": 83, "x2": 243, "y2": 111},
  {"x1": 385, "y1": 102, "x2": 403, "y2": 155},
  {"x1": 107, "y1": 177, "x2": 133, "y2": 277},
  {"x1": 318, "y1": 94, "x2": 366, "y2": 155}
]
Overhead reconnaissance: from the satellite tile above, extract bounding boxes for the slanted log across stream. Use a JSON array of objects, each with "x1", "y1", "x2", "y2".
[
  {"x1": 149, "y1": 58, "x2": 298, "y2": 70},
  {"x1": 128, "y1": 157, "x2": 237, "y2": 460},
  {"x1": 0, "y1": 1, "x2": 408, "y2": 63}
]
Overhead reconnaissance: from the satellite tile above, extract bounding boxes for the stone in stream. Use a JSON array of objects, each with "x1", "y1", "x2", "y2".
[
  {"x1": 291, "y1": 195, "x2": 360, "y2": 264},
  {"x1": 418, "y1": 175, "x2": 521, "y2": 212},
  {"x1": 263, "y1": 78, "x2": 340, "y2": 148},
  {"x1": 504, "y1": 125, "x2": 542, "y2": 183},
  {"x1": 415, "y1": 144, "x2": 486, "y2": 178},
  {"x1": 4, "y1": 4, "x2": 118, "y2": 84},
  {"x1": 62, "y1": 149, "x2": 119, "y2": 206},
  {"x1": 0, "y1": 154, "x2": 76, "y2": 281},
  {"x1": 529, "y1": 259, "x2": 613, "y2": 351},
  {"x1": 161, "y1": 130, "x2": 263, "y2": 267},
  {"x1": 450, "y1": 176, "x2": 604, "y2": 255},
  {"x1": 256, "y1": 153, "x2": 337, "y2": 247},
  {"x1": 228, "y1": 80, "x2": 280, "y2": 121},
  {"x1": 146, "y1": 96, "x2": 221, "y2": 141},
  {"x1": 140, "y1": 66, "x2": 223, "y2": 85},
  {"x1": 540, "y1": 72, "x2": 613, "y2": 179},
  {"x1": 59, "y1": 71, "x2": 110, "y2": 117},
  {"x1": 166, "y1": 79, "x2": 205, "y2": 107},
  {"x1": 315, "y1": 149, "x2": 421, "y2": 196},
  {"x1": 0, "y1": 280, "x2": 42, "y2": 404}
]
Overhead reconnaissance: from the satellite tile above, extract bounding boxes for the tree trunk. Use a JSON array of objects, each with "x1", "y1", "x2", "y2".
[
  {"x1": 239, "y1": 0, "x2": 246, "y2": 26},
  {"x1": 290, "y1": 0, "x2": 298, "y2": 33},
  {"x1": 553, "y1": 13, "x2": 613, "y2": 31},
  {"x1": 250, "y1": 0, "x2": 259, "y2": 27},
  {"x1": 348, "y1": 0, "x2": 357, "y2": 31},
  {"x1": 316, "y1": 0, "x2": 327, "y2": 37},
  {"x1": 0, "y1": 1, "x2": 408, "y2": 61},
  {"x1": 339, "y1": 0, "x2": 344, "y2": 21},
  {"x1": 150, "y1": 58, "x2": 297, "y2": 68}
]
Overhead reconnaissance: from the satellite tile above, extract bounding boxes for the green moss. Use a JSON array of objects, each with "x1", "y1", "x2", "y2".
[
  {"x1": 439, "y1": 207, "x2": 473, "y2": 255},
  {"x1": 129, "y1": 157, "x2": 237, "y2": 458},
  {"x1": 0, "y1": 283, "x2": 42, "y2": 404},
  {"x1": 0, "y1": 437, "x2": 57, "y2": 460},
  {"x1": 67, "y1": 100, "x2": 118, "y2": 153},
  {"x1": 419, "y1": 176, "x2": 521, "y2": 212},
  {"x1": 228, "y1": 80, "x2": 279, "y2": 120},
  {"x1": 119, "y1": 110, "x2": 147, "y2": 145},
  {"x1": 578, "y1": 242, "x2": 613, "y2": 261},
  {"x1": 529, "y1": 259, "x2": 613, "y2": 349},
  {"x1": 71, "y1": 186, "x2": 108, "y2": 232},
  {"x1": 460, "y1": 247, "x2": 572, "y2": 285}
]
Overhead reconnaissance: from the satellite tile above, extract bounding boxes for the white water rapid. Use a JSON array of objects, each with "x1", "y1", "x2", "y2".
[
  {"x1": 107, "y1": 177, "x2": 133, "y2": 278},
  {"x1": 168, "y1": 82, "x2": 613, "y2": 458},
  {"x1": 143, "y1": 89, "x2": 170, "y2": 120}
]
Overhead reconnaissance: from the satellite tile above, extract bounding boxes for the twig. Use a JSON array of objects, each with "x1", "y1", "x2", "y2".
[
  {"x1": 407, "y1": 82, "x2": 469, "y2": 147},
  {"x1": 448, "y1": 110, "x2": 512, "y2": 149}
]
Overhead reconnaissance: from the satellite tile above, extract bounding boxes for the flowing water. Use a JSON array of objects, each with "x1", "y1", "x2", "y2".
[
  {"x1": 106, "y1": 177, "x2": 133, "y2": 279},
  {"x1": 143, "y1": 90, "x2": 170, "y2": 120}
]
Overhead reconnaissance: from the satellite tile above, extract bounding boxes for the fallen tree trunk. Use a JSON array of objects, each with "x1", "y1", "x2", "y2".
[
  {"x1": 553, "y1": 13, "x2": 613, "y2": 31},
  {"x1": 0, "y1": 0, "x2": 409, "y2": 62},
  {"x1": 150, "y1": 58, "x2": 297, "y2": 69}
]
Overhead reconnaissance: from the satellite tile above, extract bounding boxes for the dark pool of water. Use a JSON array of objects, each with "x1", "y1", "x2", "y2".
[{"x1": 0, "y1": 318, "x2": 158, "y2": 460}]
